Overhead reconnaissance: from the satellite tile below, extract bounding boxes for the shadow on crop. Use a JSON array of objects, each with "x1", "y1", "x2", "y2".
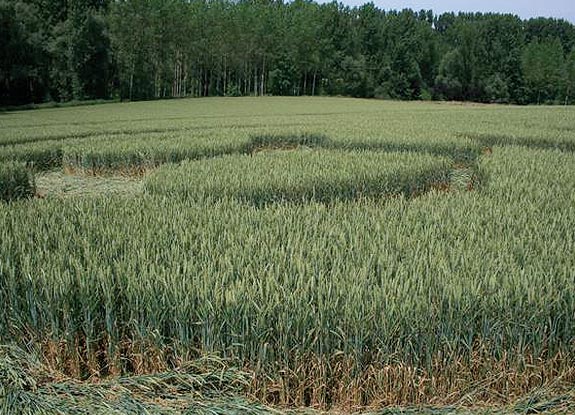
[
  {"x1": 243, "y1": 133, "x2": 331, "y2": 154},
  {"x1": 468, "y1": 133, "x2": 575, "y2": 154},
  {"x1": 244, "y1": 133, "x2": 482, "y2": 163},
  {"x1": 228, "y1": 169, "x2": 453, "y2": 208}
]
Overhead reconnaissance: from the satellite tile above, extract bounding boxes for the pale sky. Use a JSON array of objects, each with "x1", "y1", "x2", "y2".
[{"x1": 318, "y1": 0, "x2": 575, "y2": 23}]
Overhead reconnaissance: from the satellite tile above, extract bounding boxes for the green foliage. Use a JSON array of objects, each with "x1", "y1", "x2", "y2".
[
  {"x1": 484, "y1": 74, "x2": 510, "y2": 103},
  {"x1": 48, "y1": 8, "x2": 111, "y2": 101},
  {"x1": 0, "y1": 1, "x2": 49, "y2": 105},
  {"x1": 0, "y1": 161, "x2": 35, "y2": 201},
  {"x1": 521, "y1": 38, "x2": 567, "y2": 104},
  {"x1": 2, "y1": 1, "x2": 575, "y2": 105},
  {"x1": 566, "y1": 49, "x2": 575, "y2": 104},
  {"x1": 435, "y1": 49, "x2": 464, "y2": 100}
]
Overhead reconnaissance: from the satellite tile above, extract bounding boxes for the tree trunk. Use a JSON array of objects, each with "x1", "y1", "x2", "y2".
[
  {"x1": 260, "y1": 58, "x2": 265, "y2": 96},
  {"x1": 312, "y1": 70, "x2": 317, "y2": 96},
  {"x1": 247, "y1": 63, "x2": 251, "y2": 96},
  {"x1": 223, "y1": 56, "x2": 227, "y2": 96},
  {"x1": 173, "y1": 59, "x2": 177, "y2": 97},
  {"x1": 183, "y1": 62, "x2": 187, "y2": 97},
  {"x1": 129, "y1": 65, "x2": 134, "y2": 101},
  {"x1": 199, "y1": 68, "x2": 203, "y2": 97},
  {"x1": 537, "y1": 89, "x2": 541, "y2": 105},
  {"x1": 155, "y1": 72, "x2": 160, "y2": 99}
]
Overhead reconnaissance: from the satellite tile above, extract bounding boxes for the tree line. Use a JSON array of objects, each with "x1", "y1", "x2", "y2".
[{"x1": 2, "y1": 0, "x2": 575, "y2": 106}]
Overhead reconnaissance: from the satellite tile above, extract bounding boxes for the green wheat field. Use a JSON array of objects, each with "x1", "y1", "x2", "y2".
[{"x1": 1, "y1": 97, "x2": 574, "y2": 414}]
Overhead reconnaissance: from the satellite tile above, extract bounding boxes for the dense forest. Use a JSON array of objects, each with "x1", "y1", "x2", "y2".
[{"x1": 2, "y1": 0, "x2": 575, "y2": 106}]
